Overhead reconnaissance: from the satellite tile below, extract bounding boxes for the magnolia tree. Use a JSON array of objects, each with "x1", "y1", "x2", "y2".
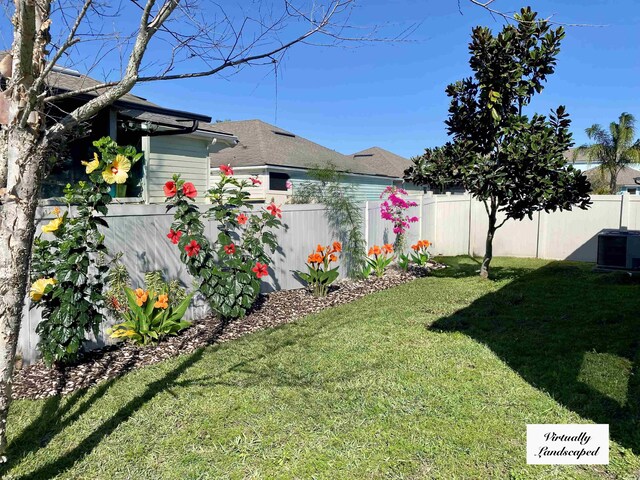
[{"x1": 406, "y1": 8, "x2": 591, "y2": 278}]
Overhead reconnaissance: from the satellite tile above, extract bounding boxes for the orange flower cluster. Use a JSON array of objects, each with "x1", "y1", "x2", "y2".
[
  {"x1": 411, "y1": 240, "x2": 431, "y2": 251},
  {"x1": 368, "y1": 243, "x2": 393, "y2": 256},
  {"x1": 307, "y1": 242, "x2": 342, "y2": 265},
  {"x1": 134, "y1": 288, "x2": 149, "y2": 307},
  {"x1": 154, "y1": 294, "x2": 169, "y2": 309}
]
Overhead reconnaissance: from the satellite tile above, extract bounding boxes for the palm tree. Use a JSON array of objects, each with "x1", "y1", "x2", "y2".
[{"x1": 576, "y1": 113, "x2": 640, "y2": 193}]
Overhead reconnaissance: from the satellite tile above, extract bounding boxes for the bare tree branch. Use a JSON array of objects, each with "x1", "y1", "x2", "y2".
[
  {"x1": 42, "y1": 0, "x2": 355, "y2": 104},
  {"x1": 466, "y1": 0, "x2": 608, "y2": 27}
]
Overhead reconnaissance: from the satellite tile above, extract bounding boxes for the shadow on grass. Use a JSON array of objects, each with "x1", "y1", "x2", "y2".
[
  {"x1": 5, "y1": 349, "x2": 205, "y2": 480},
  {"x1": 5, "y1": 314, "x2": 355, "y2": 479},
  {"x1": 431, "y1": 259, "x2": 640, "y2": 453},
  {"x1": 431, "y1": 256, "x2": 541, "y2": 281}
]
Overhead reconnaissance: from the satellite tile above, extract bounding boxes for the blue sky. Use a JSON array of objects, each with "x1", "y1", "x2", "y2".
[{"x1": 5, "y1": 1, "x2": 639, "y2": 158}]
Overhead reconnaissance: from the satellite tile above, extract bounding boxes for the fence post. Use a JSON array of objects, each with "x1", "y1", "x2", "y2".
[
  {"x1": 466, "y1": 194, "x2": 473, "y2": 257},
  {"x1": 620, "y1": 192, "x2": 630, "y2": 229},
  {"x1": 535, "y1": 211, "x2": 541, "y2": 259},
  {"x1": 364, "y1": 200, "x2": 369, "y2": 250},
  {"x1": 418, "y1": 193, "x2": 424, "y2": 240}
]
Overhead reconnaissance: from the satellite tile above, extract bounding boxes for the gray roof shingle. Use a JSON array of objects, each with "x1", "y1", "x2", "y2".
[
  {"x1": 583, "y1": 166, "x2": 640, "y2": 187},
  {"x1": 350, "y1": 146, "x2": 413, "y2": 178},
  {"x1": 210, "y1": 120, "x2": 404, "y2": 178}
]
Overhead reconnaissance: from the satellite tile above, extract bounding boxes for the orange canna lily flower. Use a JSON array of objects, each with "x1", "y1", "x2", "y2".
[
  {"x1": 368, "y1": 245, "x2": 382, "y2": 256},
  {"x1": 316, "y1": 244, "x2": 324, "y2": 253},
  {"x1": 411, "y1": 243, "x2": 420, "y2": 251},
  {"x1": 331, "y1": 241, "x2": 342, "y2": 253},
  {"x1": 382, "y1": 243, "x2": 394, "y2": 254},
  {"x1": 329, "y1": 253, "x2": 338, "y2": 263},
  {"x1": 134, "y1": 288, "x2": 149, "y2": 306},
  {"x1": 308, "y1": 253, "x2": 323, "y2": 264},
  {"x1": 154, "y1": 294, "x2": 169, "y2": 309}
]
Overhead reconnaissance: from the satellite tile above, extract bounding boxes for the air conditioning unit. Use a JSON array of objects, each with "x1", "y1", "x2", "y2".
[{"x1": 597, "y1": 229, "x2": 640, "y2": 271}]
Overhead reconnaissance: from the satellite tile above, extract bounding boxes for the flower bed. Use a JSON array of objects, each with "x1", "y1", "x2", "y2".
[{"x1": 12, "y1": 263, "x2": 444, "y2": 400}]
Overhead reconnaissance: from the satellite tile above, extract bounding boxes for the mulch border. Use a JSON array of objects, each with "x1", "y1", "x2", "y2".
[{"x1": 13, "y1": 263, "x2": 443, "y2": 400}]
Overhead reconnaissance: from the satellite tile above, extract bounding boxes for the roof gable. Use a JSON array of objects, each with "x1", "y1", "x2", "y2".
[{"x1": 351, "y1": 146, "x2": 412, "y2": 178}]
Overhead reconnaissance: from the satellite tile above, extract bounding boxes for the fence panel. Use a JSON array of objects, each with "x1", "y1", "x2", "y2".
[
  {"x1": 17, "y1": 193, "x2": 637, "y2": 364},
  {"x1": 434, "y1": 195, "x2": 471, "y2": 256},
  {"x1": 538, "y1": 196, "x2": 623, "y2": 261}
]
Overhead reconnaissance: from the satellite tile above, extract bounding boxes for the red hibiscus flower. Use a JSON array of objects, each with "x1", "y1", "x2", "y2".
[
  {"x1": 252, "y1": 262, "x2": 269, "y2": 278},
  {"x1": 182, "y1": 182, "x2": 197, "y2": 199},
  {"x1": 219, "y1": 164, "x2": 233, "y2": 176},
  {"x1": 236, "y1": 213, "x2": 248, "y2": 225},
  {"x1": 167, "y1": 229, "x2": 182, "y2": 245},
  {"x1": 224, "y1": 243, "x2": 236, "y2": 255},
  {"x1": 250, "y1": 176, "x2": 262, "y2": 185},
  {"x1": 266, "y1": 203, "x2": 282, "y2": 218},
  {"x1": 184, "y1": 239, "x2": 201, "y2": 257},
  {"x1": 163, "y1": 181, "x2": 177, "y2": 197}
]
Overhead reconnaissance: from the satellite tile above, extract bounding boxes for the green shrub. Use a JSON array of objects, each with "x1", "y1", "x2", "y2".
[
  {"x1": 143, "y1": 271, "x2": 187, "y2": 308},
  {"x1": 104, "y1": 259, "x2": 129, "y2": 315},
  {"x1": 30, "y1": 137, "x2": 140, "y2": 365},
  {"x1": 165, "y1": 169, "x2": 282, "y2": 320}
]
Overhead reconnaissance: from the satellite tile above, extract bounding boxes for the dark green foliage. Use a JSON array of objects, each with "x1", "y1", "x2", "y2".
[
  {"x1": 30, "y1": 137, "x2": 140, "y2": 365},
  {"x1": 405, "y1": 8, "x2": 591, "y2": 277},
  {"x1": 292, "y1": 164, "x2": 366, "y2": 277},
  {"x1": 166, "y1": 173, "x2": 282, "y2": 321}
]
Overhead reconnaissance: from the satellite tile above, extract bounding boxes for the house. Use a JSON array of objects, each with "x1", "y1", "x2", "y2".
[
  {"x1": 563, "y1": 149, "x2": 640, "y2": 194},
  {"x1": 583, "y1": 166, "x2": 640, "y2": 195},
  {"x1": 0, "y1": 53, "x2": 239, "y2": 203},
  {"x1": 209, "y1": 119, "x2": 422, "y2": 203}
]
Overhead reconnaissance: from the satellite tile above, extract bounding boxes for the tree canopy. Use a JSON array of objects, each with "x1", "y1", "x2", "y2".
[{"x1": 405, "y1": 7, "x2": 591, "y2": 278}]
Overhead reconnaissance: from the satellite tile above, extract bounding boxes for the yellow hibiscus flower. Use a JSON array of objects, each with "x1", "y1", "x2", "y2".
[
  {"x1": 102, "y1": 154, "x2": 131, "y2": 184},
  {"x1": 30, "y1": 278, "x2": 56, "y2": 301},
  {"x1": 81, "y1": 152, "x2": 100, "y2": 174},
  {"x1": 42, "y1": 217, "x2": 63, "y2": 233}
]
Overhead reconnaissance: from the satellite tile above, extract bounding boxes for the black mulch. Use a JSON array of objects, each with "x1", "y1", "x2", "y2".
[{"x1": 13, "y1": 263, "x2": 444, "y2": 400}]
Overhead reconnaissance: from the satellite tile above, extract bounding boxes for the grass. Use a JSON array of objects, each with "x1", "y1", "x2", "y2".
[{"x1": 4, "y1": 257, "x2": 640, "y2": 479}]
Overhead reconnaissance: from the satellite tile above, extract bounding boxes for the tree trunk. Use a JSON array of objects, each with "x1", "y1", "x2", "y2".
[
  {"x1": 0, "y1": 126, "x2": 44, "y2": 461},
  {"x1": 480, "y1": 211, "x2": 497, "y2": 279},
  {"x1": 610, "y1": 166, "x2": 618, "y2": 194}
]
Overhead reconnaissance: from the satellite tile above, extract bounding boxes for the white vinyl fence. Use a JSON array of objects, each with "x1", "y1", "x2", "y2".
[{"x1": 18, "y1": 193, "x2": 637, "y2": 363}]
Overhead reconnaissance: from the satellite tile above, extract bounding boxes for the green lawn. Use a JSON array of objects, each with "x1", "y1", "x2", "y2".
[{"x1": 4, "y1": 257, "x2": 640, "y2": 479}]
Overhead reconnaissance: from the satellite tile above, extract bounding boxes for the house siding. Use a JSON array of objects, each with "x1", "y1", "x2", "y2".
[
  {"x1": 211, "y1": 166, "x2": 416, "y2": 203},
  {"x1": 145, "y1": 135, "x2": 211, "y2": 203}
]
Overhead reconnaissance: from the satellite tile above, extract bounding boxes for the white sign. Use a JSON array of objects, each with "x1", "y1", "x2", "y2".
[{"x1": 527, "y1": 424, "x2": 609, "y2": 465}]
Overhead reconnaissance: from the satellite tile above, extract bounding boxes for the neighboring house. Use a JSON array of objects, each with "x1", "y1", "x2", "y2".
[
  {"x1": 0, "y1": 53, "x2": 238, "y2": 203},
  {"x1": 210, "y1": 119, "x2": 422, "y2": 203},
  {"x1": 583, "y1": 166, "x2": 640, "y2": 195},
  {"x1": 563, "y1": 148, "x2": 640, "y2": 178},
  {"x1": 563, "y1": 149, "x2": 640, "y2": 194}
]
